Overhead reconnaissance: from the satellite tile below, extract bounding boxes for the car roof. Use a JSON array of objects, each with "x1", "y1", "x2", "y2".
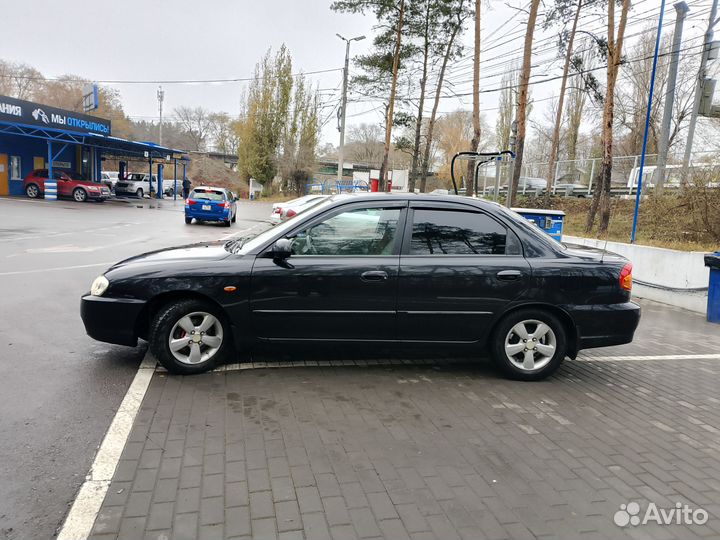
[
  {"x1": 193, "y1": 186, "x2": 228, "y2": 192},
  {"x1": 323, "y1": 191, "x2": 504, "y2": 212}
]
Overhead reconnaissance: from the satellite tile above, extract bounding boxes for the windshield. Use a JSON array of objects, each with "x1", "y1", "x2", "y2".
[
  {"x1": 190, "y1": 189, "x2": 226, "y2": 201},
  {"x1": 231, "y1": 196, "x2": 339, "y2": 255}
]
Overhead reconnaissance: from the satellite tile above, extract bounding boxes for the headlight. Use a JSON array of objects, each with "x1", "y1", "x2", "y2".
[
  {"x1": 87, "y1": 185, "x2": 99, "y2": 191},
  {"x1": 91, "y1": 275, "x2": 109, "y2": 296}
]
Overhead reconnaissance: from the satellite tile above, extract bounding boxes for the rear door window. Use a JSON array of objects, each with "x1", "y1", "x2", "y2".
[
  {"x1": 409, "y1": 209, "x2": 517, "y2": 255},
  {"x1": 190, "y1": 189, "x2": 226, "y2": 201}
]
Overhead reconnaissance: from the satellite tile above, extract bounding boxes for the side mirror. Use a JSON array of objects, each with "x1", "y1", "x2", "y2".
[{"x1": 271, "y1": 238, "x2": 293, "y2": 260}]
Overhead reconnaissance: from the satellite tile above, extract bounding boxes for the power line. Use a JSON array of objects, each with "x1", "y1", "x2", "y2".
[{"x1": 0, "y1": 67, "x2": 343, "y2": 85}]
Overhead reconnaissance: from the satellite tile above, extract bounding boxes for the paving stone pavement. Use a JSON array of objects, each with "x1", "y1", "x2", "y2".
[{"x1": 87, "y1": 301, "x2": 720, "y2": 540}]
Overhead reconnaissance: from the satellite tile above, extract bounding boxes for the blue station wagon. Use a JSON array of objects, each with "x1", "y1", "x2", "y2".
[{"x1": 185, "y1": 186, "x2": 237, "y2": 227}]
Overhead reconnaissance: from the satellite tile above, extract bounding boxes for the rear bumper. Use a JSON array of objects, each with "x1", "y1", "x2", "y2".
[
  {"x1": 570, "y1": 301, "x2": 641, "y2": 350},
  {"x1": 80, "y1": 294, "x2": 146, "y2": 346},
  {"x1": 185, "y1": 208, "x2": 231, "y2": 222}
]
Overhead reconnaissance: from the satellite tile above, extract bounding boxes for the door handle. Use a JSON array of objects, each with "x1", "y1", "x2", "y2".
[
  {"x1": 496, "y1": 270, "x2": 522, "y2": 281},
  {"x1": 361, "y1": 270, "x2": 388, "y2": 282}
]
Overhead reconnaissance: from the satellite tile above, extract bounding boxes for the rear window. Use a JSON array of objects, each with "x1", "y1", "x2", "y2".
[{"x1": 190, "y1": 189, "x2": 225, "y2": 201}]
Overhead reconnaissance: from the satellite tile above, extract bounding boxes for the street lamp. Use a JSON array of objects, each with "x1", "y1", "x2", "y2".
[{"x1": 336, "y1": 34, "x2": 365, "y2": 183}]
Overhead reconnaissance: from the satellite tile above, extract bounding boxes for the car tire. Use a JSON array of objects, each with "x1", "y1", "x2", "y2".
[
  {"x1": 490, "y1": 308, "x2": 567, "y2": 381},
  {"x1": 136, "y1": 188, "x2": 144, "y2": 198},
  {"x1": 26, "y1": 183, "x2": 41, "y2": 198},
  {"x1": 185, "y1": 217, "x2": 192, "y2": 224},
  {"x1": 149, "y1": 299, "x2": 232, "y2": 375},
  {"x1": 224, "y1": 219, "x2": 232, "y2": 227},
  {"x1": 73, "y1": 188, "x2": 88, "y2": 202},
  {"x1": 231, "y1": 213, "x2": 236, "y2": 223}
]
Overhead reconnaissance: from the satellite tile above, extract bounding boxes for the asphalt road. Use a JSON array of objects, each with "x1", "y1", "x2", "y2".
[{"x1": 0, "y1": 196, "x2": 272, "y2": 540}]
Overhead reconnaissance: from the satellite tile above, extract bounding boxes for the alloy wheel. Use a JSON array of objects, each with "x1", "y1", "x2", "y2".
[
  {"x1": 168, "y1": 311, "x2": 223, "y2": 365},
  {"x1": 26, "y1": 185, "x2": 39, "y2": 198},
  {"x1": 504, "y1": 319, "x2": 556, "y2": 372}
]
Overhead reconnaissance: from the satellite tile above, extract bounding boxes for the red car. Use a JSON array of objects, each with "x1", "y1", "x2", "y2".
[{"x1": 24, "y1": 169, "x2": 111, "y2": 202}]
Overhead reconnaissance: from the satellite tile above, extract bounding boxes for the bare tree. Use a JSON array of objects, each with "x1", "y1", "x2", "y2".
[
  {"x1": 585, "y1": 0, "x2": 631, "y2": 234},
  {"x1": 174, "y1": 106, "x2": 214, "y2": 151},
  {"x1": 419, "y1": 0, "x2": 470, "y2": 192},
  {"x1": 465, "y1": 0, "x2": 481, "y2": 197},
  {"x1": 345, "y1": 123, "x2": 385, "y2": 165},
  {"x1": 509, "y1": 0, "x2": 542, "y2": 205},
  {"x1": 546, "y1": 0, "x2": 583, "y2": 194}
]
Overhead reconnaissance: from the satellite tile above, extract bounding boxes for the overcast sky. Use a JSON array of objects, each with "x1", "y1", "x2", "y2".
[{"x1": 1, "y1": 0, "x2": 711, "y2": 147}]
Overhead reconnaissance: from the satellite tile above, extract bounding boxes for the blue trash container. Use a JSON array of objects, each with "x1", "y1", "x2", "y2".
[
  {"x1": 705, "y1": 252, "x2": 720, "y2": 324},
  {"x1": 512, "y1": 208, "x2": 566, "y2": 242}
]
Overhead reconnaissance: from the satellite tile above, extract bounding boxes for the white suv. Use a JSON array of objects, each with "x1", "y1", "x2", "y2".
[{"x1": 115, "y1": 173, "x2": 178, "y2": 198}]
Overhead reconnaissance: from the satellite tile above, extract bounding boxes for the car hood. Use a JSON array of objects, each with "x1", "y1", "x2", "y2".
[
  {"x1": 562, "y1": 242, "x2": 627, "y2": 263},
  {"x1": 108, "y1": 240, "x2": 233, "y2": 271}
]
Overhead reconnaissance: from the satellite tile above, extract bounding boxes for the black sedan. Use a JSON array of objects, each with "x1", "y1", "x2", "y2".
[{"x1": 81, "y1": 193, "x2": 640, "y2": 380}]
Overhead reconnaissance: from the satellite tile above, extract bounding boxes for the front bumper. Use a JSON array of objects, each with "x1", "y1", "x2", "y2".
[
  {"x1": 570, "y1": 301, "x2": 641, "y2": 350},
  {"x1": 87, "y1": 189, "x2": 110, "y2": 199},
  {"x1": 80, "y1": 294, "x2": 146, "y2": 346}
]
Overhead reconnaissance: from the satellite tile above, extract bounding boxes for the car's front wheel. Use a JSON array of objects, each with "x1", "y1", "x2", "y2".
[
  {"x1": 136, "y1": 188, "x2": 144, "y2": 198},
  {"x1": 73, "y1": 188, "x2": 88, "y2": 202},
  {"x1": 149, "y1": 299, "x2": 232, "y2": 374},
  {"x1": 490, "y1": 308, "x2": 567, "y2": 381},
  {"x1": 26, "y1": 184, "x2": 41, "y2": 198}
]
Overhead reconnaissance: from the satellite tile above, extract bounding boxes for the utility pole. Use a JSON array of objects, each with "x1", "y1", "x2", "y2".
[
  {"x1": 681, "y1": 0, "x2": 719, "y2": 182},
  {"x1": 656, "y1": 2, "x2": 689, "y2": 194},
  {"x1": 336, "y1": 34, "x2": 365, "y2": 184},
  {"x1": 157, "y1": 86, "x2": 165, "y2": 146}
]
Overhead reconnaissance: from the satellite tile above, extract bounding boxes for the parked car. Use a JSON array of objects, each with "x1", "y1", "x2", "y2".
[
  {"x1": 101, "y1": 171, "x2": 120, "y2": 191},
  {"x1": 278, "y1": 195, "x2": 329, "y2": 222},
  {"x1": 553, "y1": 183, "x2": 589, "y2": 197},
  {"x1": 184, "y1": 186, "x2": 237, "y2": 226},
  {"x1": 23, "y1": 169, "x2": 110, "y2": 202},
  {"x1": 81, "y1": 193, "x2": 640, "y2": 380},
  {"x1": 270, "y1": 195, "x2": 327, "y2": 224},
  {"x1": 114, "y1": 173, "x2": 174, "y2": 198}
]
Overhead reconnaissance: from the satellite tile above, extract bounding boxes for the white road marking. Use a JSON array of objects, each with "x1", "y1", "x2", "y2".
[
  {"x1": 0, "y1": 262, "x2": 116, "y2": 276},
  {"x1": 576, "y1": 353, "x2": 720, "y2": 361},
  {"x1": 57, "y1": 353, "x2": 156, "y2": 540}
]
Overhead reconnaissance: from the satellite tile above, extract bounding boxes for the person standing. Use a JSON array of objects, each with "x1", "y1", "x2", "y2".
[{"x1": 182, "y1": 177, "x2": 191, "y2": 199}]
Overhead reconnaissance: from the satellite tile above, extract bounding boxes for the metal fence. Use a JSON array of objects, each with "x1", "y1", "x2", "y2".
[{"x1": 472, "y1": 153, "x2": 720, "y2": 197}]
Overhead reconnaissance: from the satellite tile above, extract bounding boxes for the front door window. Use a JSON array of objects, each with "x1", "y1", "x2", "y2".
[{"x1": 291, "y1": 207, "x2": 401, "y2": 256}]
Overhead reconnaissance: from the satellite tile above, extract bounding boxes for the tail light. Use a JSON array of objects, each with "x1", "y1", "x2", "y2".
[
  {"x1": 619, "y1": 262, "x2": 633, "y2": 291},
  {"x1": 221, "y1": 201, "x2": 230, "y2": 209},
  {"x1": 186, "y1": 199, "x2": 197, "y2": 206},
  {"x1": 286, "y1": 209, "x2": 297, "y2": 218}
]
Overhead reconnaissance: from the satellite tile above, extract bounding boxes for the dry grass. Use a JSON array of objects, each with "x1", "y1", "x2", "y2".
[{"x1": 513, "y1": 192, "x2": 720, "y2": 252}]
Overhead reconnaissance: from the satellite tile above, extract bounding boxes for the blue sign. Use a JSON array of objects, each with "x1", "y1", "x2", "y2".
[{"x1": 0, "y1": 94, "x2": 111, "y2": 136}]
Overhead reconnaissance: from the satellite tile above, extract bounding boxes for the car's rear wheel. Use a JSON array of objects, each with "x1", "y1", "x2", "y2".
[
  {"x1": 136, "y1": 188, "x2": 144, "y2": 198},
  {"x1": 185, "y1": 216, "x2": 192, "y2": 224},
  {"x1": 26, "y1": 184, "x2": 41, "y2": 198},
  {"x1": 73, "y1": 188, "x2": 88, "y2": 202},
  {"x1": 490, "y1": 308, "x2": 567, "y2": 381},
  {"x1": 149, "y1": 299, "x2": 232, "y2": 375}
]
